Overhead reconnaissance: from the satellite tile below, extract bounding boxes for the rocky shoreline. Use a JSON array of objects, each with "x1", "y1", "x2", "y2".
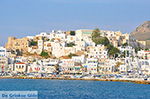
[{"x1": 0, "y1": 77, "x2": 150, "y2": 84}]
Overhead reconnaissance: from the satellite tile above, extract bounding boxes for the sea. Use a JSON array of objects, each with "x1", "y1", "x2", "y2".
[{"x1": 0, "y1": 79, "x2": 150, "y2": 99}]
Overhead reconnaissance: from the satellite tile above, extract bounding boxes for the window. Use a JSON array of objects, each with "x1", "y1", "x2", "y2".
[{"x1": 0, "y1": 50, "x2": 5, "y2": 52}]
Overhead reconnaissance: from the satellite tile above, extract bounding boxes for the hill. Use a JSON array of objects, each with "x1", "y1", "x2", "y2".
[
  {"x1": 131, "y1": 21, "x2": 150, "y2": 41},
  {"x1": 131, "y1": 21, "x2": 150, "y2": 48}
]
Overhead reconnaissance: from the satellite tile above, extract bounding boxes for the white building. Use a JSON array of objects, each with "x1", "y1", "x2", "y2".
[
  {"x1": 36, "y1": 32, "x2": 49, "y2": 37},
  {"x1": 118, "y1": 46, "x2": 135, "y2": 57},
  {"x1": 87, "y1": 45, "x2": 108, "y2": 59},
  {"x1": 42, "y1": 59, "x2": 59, "y2": 66},
  {"x1": 28, "y1": 62, "x2": 42, "y2": 73},
  {"x1": 137, "y1": 50, "x2": 150, "y2": 60},
  {"x1": 72, "y1": 55, "x2": 85, "y2": 63},
  {"x1": 14, "y1": 62, "x2": 27, "y2": 73},
  {"x1": 99, "y1": 59, "x2": 116, "y2": 73},
  {"x1": 51, "y1": 42, "x2": 76, "y2": 58},
  {"x1": 38, "y1": 59, "x2": 59, "y2": 74},
  {"x1": 75, "y1": 41, "x2": 86, "y2": 51},
  {"x1": 43, "y1": 41, "x2": 52, "y2": 52},
  {"x1": 0, "y1": 57, "x2": 8, "y2": 72},
  {"x1": 118, "y1": 64, "x2": 128, "y2": 73},
  {"x1": 66, "y1": 35, "x2": 76, "y2": 43},
  {"x1": 49, "y1": 30, "x2": 66, "y2": 41},
  {"x1": 0, "y1": 47, "x2": 8, "y2": 57},
  {"x1": 75, "y1": 29, "x2": 93, "y2": 41},
  {"x1": 83, "y1": 58, "x2": 98, "y2": 74},
  {"x1": 139, "y1": 59, "x2": 150, "y2": 74},
  {"x1": 59, "y1": 59, "x2": 75, "y2": 74}
]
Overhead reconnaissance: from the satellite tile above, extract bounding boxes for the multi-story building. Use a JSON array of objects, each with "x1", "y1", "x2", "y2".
[
  {"x1": 98, "y1": 59, "x2": 116, "y2": 73},
  {"x1": 118, "y1": 46, "x2": 136, "y2": 57},
  {"x1": 0, "y1": 47, "x2": 7, "y2": 57},
  {"x1": 75, "y1": 29, "x2": 93, "y2": 41},
  {"x1": 0, "y1": 57, "x2": 8, "y2": 72},
  {"x1": 59, "y1": 59, "x2": 75, "y2": 74},
  {"x1": 43, "y1": 41, "x2": 52, "y2": 52},
  {"x1": 27, "y1": 62, "x2": 41, "y2": 73},
  {"x1": 82, "y1": 58, "x2": 98, "y2": 74},
  {"x1": 72, "y1": 55, "x2": 85, "y2": 63},
  {"x1": 86, "y1": 45, "x2": 108, "y2": 59},
  {"x1": 14, "y1": 62, "x2": 27, "y2": 73},
  {"x1": 139, "y1": 59, "x2": 150, "y2": 74},
  {"x1": 138, "y1": 50, "x2": 150, "y2": 59},
  {"x1": 51, "y1": 41, "x2": 76, "y2": 58}
]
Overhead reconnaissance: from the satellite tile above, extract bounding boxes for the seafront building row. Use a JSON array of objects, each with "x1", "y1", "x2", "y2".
[{"x1": 0, "y1": 29, "x2": 150, "y2": 79}]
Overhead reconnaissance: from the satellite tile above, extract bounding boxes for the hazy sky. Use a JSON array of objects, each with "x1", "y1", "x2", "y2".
[{"x1": 0, "y1": 0, "x2": 150, "y2": 45}]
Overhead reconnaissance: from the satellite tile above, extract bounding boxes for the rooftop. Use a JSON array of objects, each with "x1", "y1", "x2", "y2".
[{"x1": 16, "y1": 62, "x2": 26, "y2": 64}]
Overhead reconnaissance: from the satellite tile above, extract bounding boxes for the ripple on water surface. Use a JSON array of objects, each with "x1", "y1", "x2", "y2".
[{"x1": 0, "y1": 79, "x2": 150, "y2": 99}]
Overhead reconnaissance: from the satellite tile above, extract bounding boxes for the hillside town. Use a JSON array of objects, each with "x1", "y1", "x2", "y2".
[{"x1": 0, "y1": 29, "x2": 150, "y2": 80}]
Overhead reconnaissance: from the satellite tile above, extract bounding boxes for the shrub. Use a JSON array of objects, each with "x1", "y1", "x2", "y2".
[
  {"x1": 70, "y1": 31, "x2": 75, "y2": 35},
  {"x1": 30, "y1": 41, "x2": 37, "y2": 46},
  {"x1": 66, "y1": 42, "x2": 75, "y2": 47},
  {"x1": 40, "y1": 51, "x2": 49, "y2": 58},
  {"x1": 68, "y1": 53, "x2": 78, "y2": 58},
  {"x1": 92, "y1": 28, "x2": 110, "y2": 46}
]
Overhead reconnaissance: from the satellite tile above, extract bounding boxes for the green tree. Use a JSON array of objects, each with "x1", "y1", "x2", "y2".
[
  {"x1": 30, "y1": 41, "x2": 37, "y2": 46},
  {"x1": 66, "y1": 42, "x2": 75, "y2": 47},
  {"x1": 70, "y1": 31, "x2": 75, "y2": 35},
  {"x1": 145, "y1": 48, "x2": 150, "y2": 51},
  {"x1": 107, "y1": 44, "x2": 120, "y2": 57},
  {"x1": 92, "y1": 28, "x2": 109, "y2": 46},
  {"x1": 68, "y1": 53, "x2": 78, "y2": 58},
  {"x1": 99, "y1": 37, "x2": 110, "y2": 46},
  {"x1": 92, "y1": 28, "x2": 120, "y2": 57},
  {"x1": 122, "y1": 43, "x2": 128, "y2": 46},
  {"x1": 135, "y1": 47, "x2": 142, "y2": 53},
  {"x1": 91, "y1": 28, "x2": 101, "y2": 37},
  {"x1": 108, "y1": 47, "x2": 120, "y2": 57},
  {"x1": 40, "y1": 51, "x2": 49, "y2": 58},
  {"x1": 106, "y1": 44, "x2": 113, "y2": 50}
]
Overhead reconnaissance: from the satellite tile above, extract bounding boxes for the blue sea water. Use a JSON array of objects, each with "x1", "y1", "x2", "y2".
[{"x1": 0, "y1": 79, "x2": 150, "y2": 99}]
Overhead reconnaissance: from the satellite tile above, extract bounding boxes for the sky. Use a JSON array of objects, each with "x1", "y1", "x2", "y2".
[{"x1": 0, "y1": 0, "x2": 150, "y2": 45}]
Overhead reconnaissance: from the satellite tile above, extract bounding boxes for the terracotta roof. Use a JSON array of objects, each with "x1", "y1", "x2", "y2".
[
  {"x1": 60, "y1": 56, "x2": 71, "y2": 59},
  {"x1": 144, "y1": 51, "x2": 150, "y2": 52},
  {"x1": 16, "y1": 62, "x2": 26, "y2": 64}
]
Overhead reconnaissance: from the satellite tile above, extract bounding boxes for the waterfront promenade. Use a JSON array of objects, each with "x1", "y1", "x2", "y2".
[{"x1": 0, "y1": 76, "x2": 150, "y2": 84}]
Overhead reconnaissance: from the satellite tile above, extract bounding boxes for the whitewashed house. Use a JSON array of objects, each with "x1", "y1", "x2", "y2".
[
  {"x1": 0, "y1": 57, "x2": 8, "y2": 72},
  {"x1": 98, "y1": 59, "x2": 116, "y2": 73},
  {"x1": 74, "y1": 41, "x2": 86, "y2": 51},
  {"x1": 14, "y1": 62, "x2": 27, "y2": 73},
  {"x1": 138, "y1": 50, "x2": 150, "y2": 60},
  {"x1": 87, "y1": 45, "x2": 108, "y2": 59},
  {"x1": 82, "y1": 58, "x2": 98, "y2": 74},
  {"x1": 118, "y1": 46, "x2": 135, "y2": 57},
  {"x1": 43, "y1": 41, "x2": 52, "y2": 52},
  {"x1": 0, "y1": 47, "x2": 8, "y2": 57},
  {"x1": 139, "y1": 59, "x2": 150, "y2": 74},
  {"x1": 59, "y1": 59, "x2": 75, "y2": 74},
  {"x1": 66, "y1": 35, "x2": 76, "y2": 43},
  {"x1": 72, "y1": 55, "x2": 85, "y2": 63}
]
